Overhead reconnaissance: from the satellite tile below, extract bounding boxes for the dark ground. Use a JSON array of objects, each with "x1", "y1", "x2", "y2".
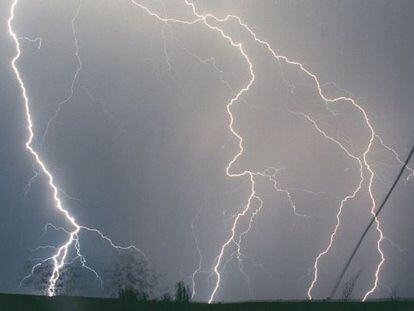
[{"x1": 0, "y1": 293, "x2": 413, "y2": 311}]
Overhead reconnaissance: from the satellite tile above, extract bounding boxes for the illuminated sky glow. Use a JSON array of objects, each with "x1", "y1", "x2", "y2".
[{"x1": 1, "y1": 0, "x2": 413, "y2": 302}]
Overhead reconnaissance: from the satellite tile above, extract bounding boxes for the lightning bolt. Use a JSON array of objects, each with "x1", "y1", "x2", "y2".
[
  {"x1": 200, "y1": 11, "x2": 391, "y2": 302},
  {"x1": 289, "y1": 110, "x2": 365, "y2": 299},
  {"x1": 238, "y1": 27, "x2": 383, "y2": 301},
  {"x1": 10, "y1": 0, "x2": 411, "y2": 302},
  {"x1": 18, "y1": 36, "x2": 42, "y2": 49},
  {"x1": 40, "y1": 0, "x2": 83, "y2": 150},
  {"x1": 258, "y1": 167, "x2": 311, "y2": 218},
  {"x1": 169, "y1": 3, "x2": 373, "y2": 302},
  {"x1": 124, "y1": 0, "x2": 260, "y2": 301},
  {"x1": 8, "y1": 0, "x2": 145, "y2": 297},
  {"x1": 382, "y1": 236, "x2": 408, "y2": 253},
  {"x1": 127, "y1": 0, "x2": 394, "y2": 303},
  {"x1": 376, "y1": 135, "x2": 414, "y2": 182}
]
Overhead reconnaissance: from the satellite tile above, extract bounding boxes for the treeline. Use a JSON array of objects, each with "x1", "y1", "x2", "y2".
[{"x1": 19, "y1": 249, "x2": 191, "y2": 302}]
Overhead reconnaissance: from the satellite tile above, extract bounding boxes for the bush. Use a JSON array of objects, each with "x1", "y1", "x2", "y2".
[{"x1": 174, "y1": 281, "x2": 190, "y2": 303}]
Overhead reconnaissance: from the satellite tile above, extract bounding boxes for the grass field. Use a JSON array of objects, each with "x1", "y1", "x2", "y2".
[{"x1": 1, "y1": 293, "x2": 413, "y2": 311}]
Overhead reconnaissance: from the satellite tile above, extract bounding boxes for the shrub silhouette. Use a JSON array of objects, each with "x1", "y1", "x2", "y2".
[
  {"x1": 174, "y1": 281, "x2": 190, "y2": 303},
  {"x1": 107, "y1": 250, "x2": 158, "y2": 300}
]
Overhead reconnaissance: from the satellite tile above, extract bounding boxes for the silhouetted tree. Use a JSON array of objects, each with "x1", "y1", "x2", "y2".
[
  {"x1": 341, "y1": 270, "x2": 361, "y2": 301},
  {"x1": 107, "y1": 250, "x2": 158, "y2": 300},
  {"x1": 174, "y1": 281, "x2": 190, "y2": 303}
]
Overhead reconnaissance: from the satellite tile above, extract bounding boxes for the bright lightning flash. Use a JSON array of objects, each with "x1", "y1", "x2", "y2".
[
  {"x1": 9, "y1": 0, "x2": 412, "y2": 303},
  {"x1": 8, "y1": 0, "x2": 145, "y2": 297}
]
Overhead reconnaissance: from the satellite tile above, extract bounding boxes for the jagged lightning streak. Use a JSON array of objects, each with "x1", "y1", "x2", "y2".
[
  {"x1": 376, "y1": 135, "x2": 414, "y2": 182},
  {"x1": 127, "y1": 0, "x2": 260, "y2": 302},
  {"x1": 288, "y1": 110, "x2": 364, "y2": 299},
  {"x1": 22, "y1": 0, "x2": 82, "y2": 201},
  {"x1": 259, "y1": 167, "x2": 310, "y2": 218},
  {"x1": 132, "y1": 1, "x2": 412, "y2": 302},
  {"x1": 176, "y1": 4, "x2": 371, "y2": 302},
  {"x1": 40, "y1": 0, "x2": 82, "y2": 150},
  {"x1": 18, "y1": 36, "x2": 42, "y2": 49},
  {"x1": 8, "y1": 0, "x2": 145, "y2": 296},
  {"x1": 129, "y1": 0, "x2": 380, "y2": 302},
  {"x1": 12, "y1": 0, "x2": 404, "y2": 301},
  {"x1": 127, "y1": 0, "x2": 396, "y2": 302},
  {"x1": 176, "y1": 2, "x2": 265, "y2": 303},
  {"x1": 159, "y1": 10, "x2": 271, "y2": 297},
  {"x1": 197, "y1": 13, "x2": 384, "y2": 301},
  {"x1": 8, "y1": 0, "x2": 79, "y2": 296},
  {"x1": 234, "y1": 190, "x2": 264, "y2": 297},
  {"x1": 322, "y1": 82, "x2": 414, "y2": 182},
  {"x1": 382, "y1": 236, "x2": 408, "y2": 253},
  {"x1": 256, "y1": 38, "x2": 381, "y2": 302}
]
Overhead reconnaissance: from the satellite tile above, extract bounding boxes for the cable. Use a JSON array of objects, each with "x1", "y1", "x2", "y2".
[{"x1": 329, "y1": 144, "x2": 414, "y2": 299}]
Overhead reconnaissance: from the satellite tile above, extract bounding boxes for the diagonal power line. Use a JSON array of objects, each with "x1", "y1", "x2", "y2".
[{"x1": 329, "y1": 144, "x2": 414, "y2": 300}]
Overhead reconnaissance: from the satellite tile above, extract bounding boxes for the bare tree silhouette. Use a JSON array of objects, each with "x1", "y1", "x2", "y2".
[{"x1": 106, "y1": 250, "x2": 158, "y2": 300}]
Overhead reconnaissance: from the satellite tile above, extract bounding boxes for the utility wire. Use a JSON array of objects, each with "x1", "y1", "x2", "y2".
[{"x1": 329, "y1": 144, "x2": 414, "y2": 299}]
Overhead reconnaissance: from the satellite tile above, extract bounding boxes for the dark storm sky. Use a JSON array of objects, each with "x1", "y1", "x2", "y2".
[{"x1": 0, "y1": 0, "x2": 413, "y2": 302}]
